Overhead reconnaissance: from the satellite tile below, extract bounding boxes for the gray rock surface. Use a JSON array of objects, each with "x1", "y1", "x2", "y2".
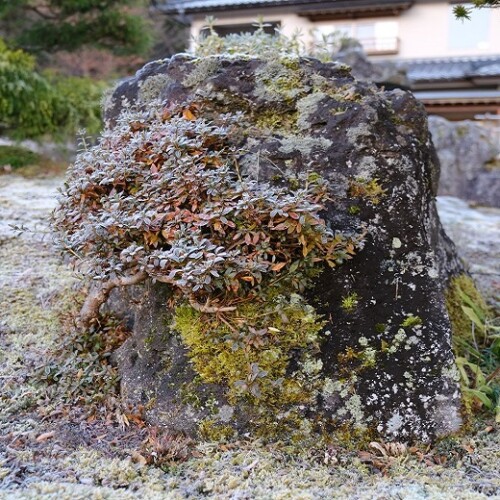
[
  {"x1": 429, "y1": 116, "x2": 500, "y2": 207},
  {"x1": 437, "y1": 196, "x2": 500, "y2": 312},
  {"x1": 105, "y1": 54, "x2": 466, "y2": 441}
]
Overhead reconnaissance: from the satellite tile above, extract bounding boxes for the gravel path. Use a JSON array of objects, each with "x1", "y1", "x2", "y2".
[{"x1": 0, "y1": 175, "x2": 499, "y2": 499}]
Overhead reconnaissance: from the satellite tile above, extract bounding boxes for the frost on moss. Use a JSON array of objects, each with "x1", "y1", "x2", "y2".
[
  {"x1": 193, "y1": 23, "x2": 303, "y2": 60},
  {"x1": 254, "y1": 58, "x2": 310, "y2": 102},
  {"x1": 183, "y1": 57, "x2": 220, "y2": 88}
]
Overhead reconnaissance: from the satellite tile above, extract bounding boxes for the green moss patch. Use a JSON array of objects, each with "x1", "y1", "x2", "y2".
[{"x1": 174, "y1": 291, "x2": 326, "y2": 437}]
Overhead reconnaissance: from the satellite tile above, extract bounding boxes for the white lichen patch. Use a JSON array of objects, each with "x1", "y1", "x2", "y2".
[
  {"x1": 343, "y1": 394, "x2": 368, "y2": 431},
  {"x1": 362, "y1": 347, "x2": 377, "y2": 365},
  {"x1": 217, "y1": 405, "x2": 234, "y2": 423},
  {"x1": 138, "y1": 74, "x2": 174, "y2": 103},
  {"x1": 296, "y1": 92, "x2": 328, "y2": 129},
  {"x1": 322, "y1": 377, "x2": 339, "y2": 396},
  {"x1": 441, "y1": 362, "x2": 461, "y2": 383},
  {"x1": 301, "y1": 357, "x2": 323, "y2": 375},
  {"x1": 356, "y1": 156, "x2": 379, "y2": 178},
  {"x1": 358, "y1": 336, "x2": 369, "y2": 347},
  {"x1": 386, "y1": 328, "x2": 407, "y2": 354},
  {"x1": 386, "y1": 411, "x2": 404, "y2": 435},
  {"x1": 278, "y1": 136, "x2": 332, "y2": 156},
  {"x1": 392, "y1": 237, "x2": 402, "y2": 249},
  {"x1": 346, "y1": 123, "x2": 372, "y2": 145}
]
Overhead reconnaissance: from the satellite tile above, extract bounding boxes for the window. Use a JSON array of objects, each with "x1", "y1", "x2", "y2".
[{"x1": 314, "y1": 20, "x2": 399, "y2": 55}]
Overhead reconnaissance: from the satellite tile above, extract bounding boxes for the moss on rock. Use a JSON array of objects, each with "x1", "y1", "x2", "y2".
[{"x1": 173, "y1": 291, "x2": 326, "y2": 438}]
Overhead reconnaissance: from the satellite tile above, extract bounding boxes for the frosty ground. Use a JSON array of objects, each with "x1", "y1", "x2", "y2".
[{"x1": 0, "y1": 174, "x2": 499, "y2": 499}]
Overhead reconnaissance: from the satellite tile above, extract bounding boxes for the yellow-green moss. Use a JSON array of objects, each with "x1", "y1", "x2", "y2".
[
  {"x1": 174, "y1": 293, "x2": 324, "y2": 404},
  {"x1": 173, "y1": 292, "x2": 326, "y2": 438},
  {"x1": 329, "y1": 422, "x2": 376, "y2": 451},
  {"x1": 400, "y1": 315, "x2": 422, "y2": 328},
  {"x1": 254, "y1": 109, "x2": 298, "y2": 133},
  {"x1": 198, "y1": 419, "x2": 237, "y2": 442},
  {"x1": 341, "y1": 292, "x2": 359, "y2": 313},
  {"x1": 348, "y1": 177, "x2": 386, "y2": 205},
  {"x1": 255, "y1": 60, "x2": 309, "y2": 102},
  {"x1": 348, "y1": 205, "x2": 361, "y2": 216},
  {"x1": 446, "y1": 274, "x2": 490, "y2": 345}
]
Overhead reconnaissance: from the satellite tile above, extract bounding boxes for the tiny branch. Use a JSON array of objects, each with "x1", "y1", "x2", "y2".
[
  {"x1": 188, "y1": 297, "x2": 237, "y2": 313},
  {"x1": 78, "y1": 271, "x2": 148, "y2": 329},
  {"x1": 154, "y1": 275, "x2": 237, "y2": 313},
  {"x1": 27, "y1": 4, "x2": 59, "y2": 20}
]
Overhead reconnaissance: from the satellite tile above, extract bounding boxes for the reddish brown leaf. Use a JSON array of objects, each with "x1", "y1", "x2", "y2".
[
  {"x1": 271, "y1": 262, "x2": 287, "y2": 272},
  {"x1": 36, "y1": 431, "x2": 55, "y2": 443},
  {"x1": 182, "y1": 108, "x2": 196, "y2": 121}
]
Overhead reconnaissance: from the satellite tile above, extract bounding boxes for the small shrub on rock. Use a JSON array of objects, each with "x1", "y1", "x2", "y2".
[
  {"x1": 52, "y1": 96, "x2": 365, "y2": 431},
  {"x1": 53, "y1": 100, "x2": 363, "y2": 327}
]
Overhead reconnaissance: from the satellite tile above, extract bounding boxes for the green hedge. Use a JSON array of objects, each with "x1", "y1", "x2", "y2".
[
  {"x1": 0, "y1": 38, "x2": 107, "y2": 140},
  {"x1": 0, "y1": 145, "x2": 41, "y2": 169}
]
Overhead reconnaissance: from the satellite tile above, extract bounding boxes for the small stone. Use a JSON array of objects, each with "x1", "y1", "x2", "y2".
[{"x1": 392, "y1": 237, "x2": 402, "y2": 249}]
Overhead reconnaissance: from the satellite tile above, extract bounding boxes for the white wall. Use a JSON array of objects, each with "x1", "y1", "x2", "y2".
[
  {"x1": 188, "y1": 2, "x2": 500, "y2": 60},
  {"x1": 394, "y1": 2, "x2": 500, "y2": 60}
]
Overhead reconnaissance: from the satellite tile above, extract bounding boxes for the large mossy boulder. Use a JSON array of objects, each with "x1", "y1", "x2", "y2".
[{"x1": 100, "y1": 54, "x2": 468, "y2": 442}]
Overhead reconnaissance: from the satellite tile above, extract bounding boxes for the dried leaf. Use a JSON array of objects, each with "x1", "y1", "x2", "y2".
[
  {"x1": 36, "y1": 431, "x2": 55, "y2": 442},
  {"x1": 271, "y1": 262, "x2": 287, "y2": 272},
  {"x1": 369, "y1": 441, "x2": 388, "y2": 457},
  {"x1": 182, "y1": 108, "x2": 196, "y2": 121},
  {"x1": 131, "y1": 451, "x2": 148, "y2": 466}
]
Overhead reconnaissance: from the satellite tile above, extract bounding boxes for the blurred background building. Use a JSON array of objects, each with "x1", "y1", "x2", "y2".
[{"x1": 158, "y1": 0, "x2": 500, "y2": 129}]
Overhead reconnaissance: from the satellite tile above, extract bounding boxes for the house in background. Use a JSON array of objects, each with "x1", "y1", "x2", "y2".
[{"x1": 157, "y1": 0, "x2": 500, "y2": 127}]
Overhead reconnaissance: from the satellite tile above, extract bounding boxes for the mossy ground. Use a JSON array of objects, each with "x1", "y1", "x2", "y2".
[{"x1": 1, "y1": 174, "x2": 499, "y2": 498}]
